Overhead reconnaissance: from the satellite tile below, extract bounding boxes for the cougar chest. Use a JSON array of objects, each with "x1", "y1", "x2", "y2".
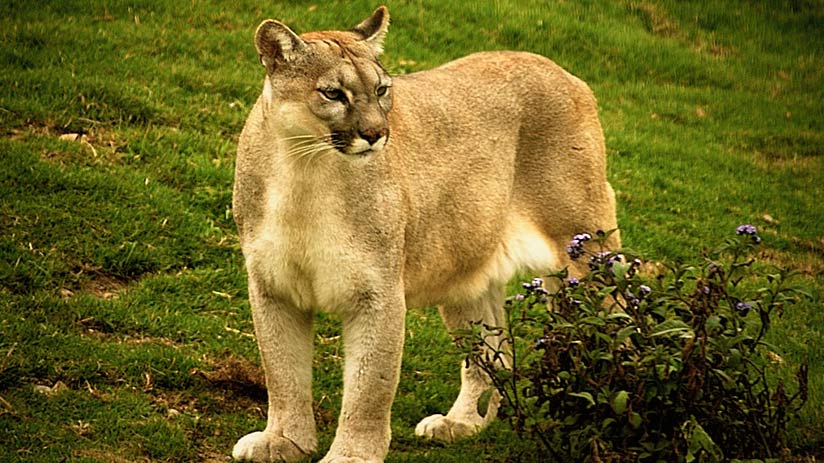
[{"x1": 243, "y1": 166, "x2": 401, "y2": 312}]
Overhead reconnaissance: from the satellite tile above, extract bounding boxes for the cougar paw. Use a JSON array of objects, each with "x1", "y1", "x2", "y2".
[
  {"x1": 414, "y1": 414, "x2": 479, "y2": 443},
  {"x1": 232, "y1": 431, "x2": 309, "y2": 462}
]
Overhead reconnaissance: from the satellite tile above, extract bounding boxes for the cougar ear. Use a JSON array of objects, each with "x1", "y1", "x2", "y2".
[
  {"x1": 352, "y1": 6, "x2": 390, "y2": 55},
  {"x1": 254, "y1": 19, "x2": 305, "y2": 69}
]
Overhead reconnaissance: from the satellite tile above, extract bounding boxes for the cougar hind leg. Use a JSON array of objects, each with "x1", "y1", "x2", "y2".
[{"x1": 415, "y1": 284, "x2": 508, "y2": 443}]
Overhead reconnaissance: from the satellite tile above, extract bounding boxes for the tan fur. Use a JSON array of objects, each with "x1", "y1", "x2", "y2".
[{"x1": 231, "y1": 6, "x2": 620, "y2": 463}]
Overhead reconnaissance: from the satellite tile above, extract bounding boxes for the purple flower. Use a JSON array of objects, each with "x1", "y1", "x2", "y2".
[
  {"x1": 566, "y1": 233, "x2": 592, "y2": 260},
  {"x1": 567, "y1": 277, "x2": 580, "y2": 287},
  {"x1": 514, "y1": 294, "x2": 525, "y2": 302},
  {"x1": 639, "y1": 284, "x2": 651, "y2": 295},
  {"x1": 574, "y1": 233, "x2": 593, "y2": 242},
  {"x1": 736, "y1": 301, "x2": 753, "y2": 313},
  {"x1": 701, "y1": 285, "x2": 711, "y2": 295},
  {"x1": 607, "y1": 253, "x2": 624, "y2": 266},
  {"x1": 587, "y1": 251, "x2": 609, "y2": 270},
  {"x1": 522, "y1": 277, "x2": 546, "y2": 294},
  {"x1": 566, "y1": 243, "x2": 583, "y2": 259},
  {"x1": 736, "y1": 224, "x2": 757, "y2": 236},
  {"x1": 736, "y1": 224, "x2": 762, "y2": 244}
]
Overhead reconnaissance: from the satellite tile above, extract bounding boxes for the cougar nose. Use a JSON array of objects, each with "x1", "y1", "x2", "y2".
[{"x1": 359, "y1": 128, "x2": 388, "y2": 145}]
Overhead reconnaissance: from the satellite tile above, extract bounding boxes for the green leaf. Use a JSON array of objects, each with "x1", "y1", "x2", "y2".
[
  {"x1": 598, "y1": 285, "x2": 618, "y2": 298},
  {"x1": 579, "y1": 316, "x2": 606, "y2": 326},
  {"x1": 601, "y1": 417, "x2": 616, "y2": 430},
  {"x1": 713, "y1": 369, "x2": 737, "y2": 391},
  {"x1": 706, "y1": 315, "x2": 723, "y2": 333},
  {"x1": 650, "y1": 319, "x2": 691, "y2": 337},
  {"x1": 595, "y1": 332, "x2": 614, "y2": 345},
  {"x1": 682, "y1": 417, "x2": 724, "y2": 462},
  {"x1": 477, "y1": 388, "x2": 494, "y2": 417},
  {"x1": 569, "y1": 391, "x2": 596, "y2": 407},
  {"x1": 613, "y1": 261, "x2": 631, "y2": 280},
  {"x1": 629, "y1": 411, "x2": 642, "y2": 429},
  {"x1": 611, "y1": 390, "x2": 629, "y2": 415},
  {"x1": 728, "y1": 348, "x2": 742, "y2": 368},
  {"x1": 615, "y1": 325, "x2": 638, "y2": 345}
]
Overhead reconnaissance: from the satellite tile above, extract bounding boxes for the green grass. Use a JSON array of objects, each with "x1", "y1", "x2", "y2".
[{"x1": 1, "y1": 0, "x2": 822, "y2": 461}]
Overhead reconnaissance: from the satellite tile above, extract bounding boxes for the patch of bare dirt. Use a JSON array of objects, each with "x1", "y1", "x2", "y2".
[
  {"x1": 195, "y1": 354, "x2": 266, "y2": 391},
  {"x1": 192, "y1": 353, "x2": 341, "y2": 429},
  {"x1": 80, "y1": 274, "x2": 125, "y2": 299},
  {"x1": 628, "y1": 3, "x2": 738, "y2": 59},
  {"x1": 751, "y1": 151, "x2": 820, "y2": 171},
  {"x1": 150, "y1": 389, "x2": 206, "y2": 416},
  {"x1": 60, "y1": 266, "x2": 128, "y2": 301},
  {"x1": 630, "y1": 3, "x2": 679, "y2": 37},
  {"x1": 758, "y1": 245, "x2": 824, "y2": 279},
  {"x1": 49, "y1": 126, "x2": 127, "y2": 165},
  {"x1": 192, "y1": 353, "x2": 267, "y2": 407},
  {"x1": 7, "y1": 120, "x2": 127, "y2": 166}
]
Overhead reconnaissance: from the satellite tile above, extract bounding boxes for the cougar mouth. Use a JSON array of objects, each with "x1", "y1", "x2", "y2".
[
  {"x1": 349, "y1": 139, "x2": 387, "y2": 156},
  {"x1": 330, "y1": 130, "x2": 388, "y2": 156},
  {"x1": 349, "y1": 146, "x2": 376, "y2": 156}
]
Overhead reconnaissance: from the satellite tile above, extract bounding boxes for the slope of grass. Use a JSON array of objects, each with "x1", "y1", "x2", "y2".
[{"x1": 1, "y1": 1, "x2": 822, "y2": 461}]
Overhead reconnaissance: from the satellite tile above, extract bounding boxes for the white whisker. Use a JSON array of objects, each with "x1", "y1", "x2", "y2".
[
  {"x1": 276, "y1": 140, "x2": 333, "y2": 171},
  {"x1": 280, "y1": 134, "x2": 320, "y2": 141},
  {"x1": 272, "y1": 133, "x2": 339, "y2": 170},
  {"x1": 286, "y1": 144, "x2": 327, "y2": 159},
  {"x1": 284, "y1": 141, "x2": 323, "y2": 155}
]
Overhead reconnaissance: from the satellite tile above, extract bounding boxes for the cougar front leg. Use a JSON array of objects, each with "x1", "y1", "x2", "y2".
[
  {"x1": 415, "y1": 285, "x2": 507, "y2": 443},
  {"x1": 233, "y1": 280, "x2": 317, "y2": 462},
  {"x1": 320, "y1": 291, "x2": 406, "y2": 463}
]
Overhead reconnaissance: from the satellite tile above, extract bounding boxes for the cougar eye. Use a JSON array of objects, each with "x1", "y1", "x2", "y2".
[
  {"x1": 376, "y1": 85, "x2": 389, "y2": 97},
  {"x1": 319, "y1": 88, "x2": 346, "y2": 103}
]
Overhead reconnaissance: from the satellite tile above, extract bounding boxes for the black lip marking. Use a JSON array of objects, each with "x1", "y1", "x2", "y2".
[{"x1": 329, "y1": 131, "x2": 351, "y2": 153}]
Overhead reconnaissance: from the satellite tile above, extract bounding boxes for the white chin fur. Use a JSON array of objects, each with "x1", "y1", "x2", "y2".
[{"x1": 370, "y1": 136, "x2": 387, "y2": 152}]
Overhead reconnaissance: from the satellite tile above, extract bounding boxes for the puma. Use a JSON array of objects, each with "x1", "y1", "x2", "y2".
[{"x1": 231, "y1": 6, "x2": 620, "y2": 462}]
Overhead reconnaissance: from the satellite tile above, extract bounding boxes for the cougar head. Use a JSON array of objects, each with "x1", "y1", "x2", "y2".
[{"x1": 254, "y1": 6, "x2": 392, "y2": 158}]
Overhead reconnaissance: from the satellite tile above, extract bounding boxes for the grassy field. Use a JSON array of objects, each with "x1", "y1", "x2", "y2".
[{"x1": 1, "y1": 0, "x2": 822, "y2": 461}]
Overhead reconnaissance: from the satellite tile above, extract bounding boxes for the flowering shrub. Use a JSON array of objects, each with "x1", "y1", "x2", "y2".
[{"x1": 462, "y1": 228, "x2": 810, "y2": 462}]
